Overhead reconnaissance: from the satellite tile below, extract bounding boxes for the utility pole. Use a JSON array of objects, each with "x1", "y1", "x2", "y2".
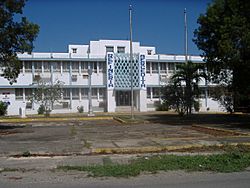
[
  {"x1": 129, "y1": 5, "x2": 134, "y2": 120},
  {"x1": 88, "y1": 63, "x2": 94, "y2": 116},
  {"x1": 184, "y1": 8, "x2": 188, "y2": 64}
]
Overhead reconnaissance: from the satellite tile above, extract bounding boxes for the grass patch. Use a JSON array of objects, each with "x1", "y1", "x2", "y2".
[{"x1": 58, "y1": 150, "x2": 250, "y2": 177}]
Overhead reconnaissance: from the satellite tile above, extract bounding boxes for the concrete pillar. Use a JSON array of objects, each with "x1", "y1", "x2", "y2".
[
  {"x1": 138, "y1": 89, "x2": 147, "y2": 112},
  {"x1": 107, "y1": 90, "x2": 115, "y2": 112}
]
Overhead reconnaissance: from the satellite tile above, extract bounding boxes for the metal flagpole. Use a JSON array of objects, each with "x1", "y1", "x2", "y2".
[
  {"x1": 129, "y1": 5, "x2": 134, "y2": 120},
  {"x1": 184, "y1": 8, "x2": 188, "y2": 64}
]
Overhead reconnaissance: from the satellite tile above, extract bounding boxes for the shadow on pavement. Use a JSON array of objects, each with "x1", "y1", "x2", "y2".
[{"x1": 144, "y1": 114, "x2": 250, "y2": 129}]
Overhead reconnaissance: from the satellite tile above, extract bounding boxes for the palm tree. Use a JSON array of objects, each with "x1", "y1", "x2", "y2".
[{"x1": 171, "y1": 61, "x2": 206, "y2": 115}]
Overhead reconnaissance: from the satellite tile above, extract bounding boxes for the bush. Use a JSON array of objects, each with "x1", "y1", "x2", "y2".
[
  {"x1": 37, "y1": 105, "x2": 45, "y2": 114},
  {"x1": 77, "y1": 106, "x2": 84, "y2": 113},
  {"x1": 0, "y1": 101, "x2": 8, "y2": 116},
  {"x1": 194, "y1": 100, "x2": 200, "y2": 112},
  {"x1": 156, "y1": 101, "x2": 169, "y2": 111}
]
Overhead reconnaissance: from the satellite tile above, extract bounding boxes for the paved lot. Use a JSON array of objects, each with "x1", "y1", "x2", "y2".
[{"x1": 0, "y1": 114, "x2": 250, "y2": 157}]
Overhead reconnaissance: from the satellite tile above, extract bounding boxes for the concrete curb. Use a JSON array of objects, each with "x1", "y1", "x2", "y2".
[
  {"x1": 192, "y1": 125, "x2": 249, "y2": 136},
  {"x1": 91, "y1": 142, "x2": 250, "y2": 155},
  {"x1": 0, "y1": 116, "x2": 114, "y2": 123}
]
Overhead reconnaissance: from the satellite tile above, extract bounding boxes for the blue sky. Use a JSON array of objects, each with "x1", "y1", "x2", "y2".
[{"x1": 23, "y1": 0, "x2": 211, "y2": 55}]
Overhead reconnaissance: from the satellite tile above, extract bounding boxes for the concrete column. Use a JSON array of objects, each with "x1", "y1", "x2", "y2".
[
  {"x1": 138, "y1": 89, "x2": 147, "y2": 112},
  {"x1": 107, "y1": 90, "x2": 115, "y2": 112}
]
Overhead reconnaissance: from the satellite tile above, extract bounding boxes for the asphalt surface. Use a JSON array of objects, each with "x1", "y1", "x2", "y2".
[{"x1": 0, "y1": 170, "x2": 250, "y2": 188}]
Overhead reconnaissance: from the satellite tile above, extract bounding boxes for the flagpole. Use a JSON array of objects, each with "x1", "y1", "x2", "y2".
[
  {"x1": 129, "y1": 5, "x2": 134, "y2": 120},
  {"x1": 184, "y1": 8, "x2": 188, "y2": 64}
]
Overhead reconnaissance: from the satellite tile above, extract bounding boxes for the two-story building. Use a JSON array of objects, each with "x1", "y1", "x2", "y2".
[{"x1": 0, "y1": 39, "x2": 223, "y2": 115}]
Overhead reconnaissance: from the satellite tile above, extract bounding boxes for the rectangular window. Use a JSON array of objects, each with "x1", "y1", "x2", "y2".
[
  {"x1": 25, "y1": 88, "x2": 33, "y2": 100},
  {"x1": 147, "y1": 87, "x2": 151, "y2": 98},
  {"x1": 168, "y1": 63, "x2": 175, "y2": 73},
  {"x1": 72, "y1": 62, "x2": 79, "y2": 72},
  {"x1": 63, "y1": 88, "x2": 70, "y2": 100},
  {"x1": 117, "y1": 46, "x2": 125, "y2": 53},
  {"x1": 92, "y1": 88, "x2": 97, "y2": 99},
  {"x1": 147, "y1": 50, "x2": 152, "y2": 55},
  {"x1": 81, "y1": 88, "x2": 88, "y2": 99},
  {"x1": 160, "y1": 63, "x2": 167, "y2": 73},
  {"x1": 152, "y1": 63, "x2": 158, "y2": 73},
  {"x1": 152, "y1": 87, "x2": 160, "y2": 98},
  {"x1": 106, "y1": 46, "x2": 114, "y2": 53},
  {"x1": 99, "y1": 62, "x2": 105, "y2": 73},
  {"x1": 72, "y1": 88, "x2": 79, "y2": 100},
  {"x1": 99, "y1": 88, "x2": 105, "y2": 98},
  {"x1": 146, "y1": 63, "x2": 150, "y2": 73},
  {"x1": 43, "y1": 62, "x2": 50, "y2": 72},
  {"x1": 34, "y1": 62, "x2": 42, "y2": 73},
  {"x1": 90, "y1": 62, "x2": 97, "y2": 73},
  {"x1": 53, "y1": 62, "x2": 61, "y2": 72},
  {"x1": 63, "y1": 62, "x2": 70, "y2": 72},
  {"x1": 15, "y1": 88, "x2": 23, "y2": 100},
  {"x1": 24, "y1": 61, "x2": 32, "y2": 72},
  {"x1": 81, "y1": 62, "x2": 88, "y2": 73},
  {"x1": 72, "y1": 48, "x2": 77, "y2": 53}
]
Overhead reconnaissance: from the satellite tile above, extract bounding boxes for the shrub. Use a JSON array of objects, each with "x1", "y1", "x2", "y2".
[
  {"x1": 77, "y1": 106, "x2": 84, "y2": 113},
  {"x1": 194, "y1": 100, "x2": 200, "y2": 112},
  {"x1": 0, "y1": 101, "x2": 8, "y2": 116},
  {"x1": 37, "y1": 104, "x2": 45, "y2": 114},
  {"x1": 156, "y1": 101, "x2": 169, "y2": 111}
]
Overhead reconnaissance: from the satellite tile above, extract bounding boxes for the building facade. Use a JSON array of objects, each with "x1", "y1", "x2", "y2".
[{"x1": 0, "y1": 39, "x2": 223, "y2": 115}]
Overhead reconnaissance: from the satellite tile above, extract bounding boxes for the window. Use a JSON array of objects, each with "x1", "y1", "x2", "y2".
[
  {"x1": 15, "y1": 88, "x2": 23, "y2": 100},
  {"x1": 63, "y1": 62, "x2": 70, "y2": 72},
  {"x1": 53, "y1": 62, "x2": 61, "y2": 72},
  {"x1": 72, "y1": 48, "x2": 77, "y2": 53},
  {"x1": 63, "y1": 88, "x2": 70, "y2": 100},
  {"x1": 81, "y1": 88, "x2": 88, "y2": 99},
  {"x1": 99, "y1": 88, "x2": 105, "y2": 98},
  {"x1": 168, "y1": 63, "x2": 175, "y2": 73},
  {"x1": 152, "y1": 63, "x2": 158, "y2": 73},
  {"x1": 25, "y1": 88, "x2": 33, "y2": 100},
  {"x1": 72, "y1": 62, "x2": 79, "y2": 72},
  {"x1": 147, "y1": 50, "x2": 152, "y2": 55},
  {"x1": 81, "y1": 62, "x2": 88, "y2": 73},
  {"x1": 92, "y1": 88, "x2": 97, "y2": 99},
  {"x1": 34, "y1": 62, "x2": 42, "y2": 73},
  {"x1": 89, "y1": 62, "x2": 97, "y2": 73},
  {"x1": 43, "y1": 62, "x2": 50, "y2": 72},
  {"x1": 117, "y1": 46, "x2": 125, "y2": 53},
  {"x1": 72, "y1": 88, "x2": 79, "y2": 100},
  {"x1": 106, "y1": 46, "x2": 114, "y2": 53},
  {"x1": 152, "y1": 87, "x2": 160, "y2": 98},
  {"x1": 146, "y1": 63, "x2": 150, "y2": 73},
  {"x1": 99, "y1": 62, "x2": 105, "y2": 73},
  {"x1": 147, "y1": 88, "x2": 151, "y2": 98},
  {"x1": 160, "y1": 63, "x2": 167, "y2": 73},
  {"x1": 24, "y1": 61, "x2": 32, "y2": 72}
]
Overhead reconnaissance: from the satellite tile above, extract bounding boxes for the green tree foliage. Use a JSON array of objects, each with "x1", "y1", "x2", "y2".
[
  {"x1": 31, "y1": 80, "x2": 63, "y2": 117},
  {"x1": 162, "y1": 61, "x2": 206, "y2": 115},
  {"x1": 194, "y1": 0, "x2": 250, "y2": 111},
  {"x1": 0, "y1": 101, "x2": 8, "y2": 116},
  {"x1": 0, "y1": 0, "x2": 39, "y2": 84}
]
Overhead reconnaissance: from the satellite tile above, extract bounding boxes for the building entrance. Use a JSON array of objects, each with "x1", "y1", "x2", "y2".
[{"x1": 116, "y1": 91, "x2": 131, "y2": 106}]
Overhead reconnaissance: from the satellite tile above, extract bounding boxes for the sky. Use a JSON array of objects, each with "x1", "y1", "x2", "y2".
[{"x1": 22, "y1": 0, "x2": 211, "y2": 55}]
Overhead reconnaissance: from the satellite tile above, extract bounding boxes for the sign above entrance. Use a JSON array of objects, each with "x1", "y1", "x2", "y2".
[{"x1": 107, "y1": 53, "x2": 114, "y2": 90}]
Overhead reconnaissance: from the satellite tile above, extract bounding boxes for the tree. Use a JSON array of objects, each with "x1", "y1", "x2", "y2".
[
  {"x1": 0, "y1": 0, "x2": 39, "y2": 84},
  {"x1": 31, "y1": 80, "x2": 64, "y2": 117},
  {"x1": 173, "y1": 61, "x2": 206, "y2": 115},
  {"x1": 194, "y1": 0, "x2": 250, "y2": 112}
]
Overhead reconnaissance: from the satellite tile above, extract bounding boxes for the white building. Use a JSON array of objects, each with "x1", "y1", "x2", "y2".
[{"x1": 0, "y1": 39, "x2": 222, "y2": 115}]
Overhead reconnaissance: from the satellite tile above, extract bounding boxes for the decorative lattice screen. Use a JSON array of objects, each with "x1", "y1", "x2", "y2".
[{"x1": 114, "y1": 54, "x2": 140, "y2": 89}]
